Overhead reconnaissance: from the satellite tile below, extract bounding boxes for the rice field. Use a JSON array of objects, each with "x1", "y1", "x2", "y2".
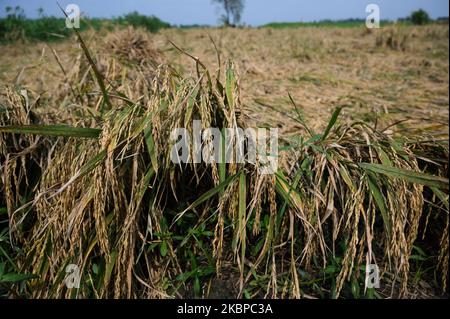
[{"x1": 0, "y1": 23, "x2": 448, "y2": 299}]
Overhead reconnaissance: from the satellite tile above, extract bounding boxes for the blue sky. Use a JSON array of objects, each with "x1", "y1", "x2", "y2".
[{"x1": 0, "y1": 0, "x2": 448, "y2": 26}]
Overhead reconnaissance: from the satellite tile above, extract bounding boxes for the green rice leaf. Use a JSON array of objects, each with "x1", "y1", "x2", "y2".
[
  {"x1": 275, "y1": 165, "x2": 304, "y2": 236},
  {"x1": 79, "y1": 150, "x2": 107, "y2": 178},
  {"x1": 0, "y1": 125, "x2": 101, "y2": 138},
  {"x1": 238, "y1": 172, "x2": 247, "y2": 261},
  {"x1": 58, "y1": 3, "x2": 112, "y2": 111},
  {"x1": 430, "y1": 187, "x2": 449, "y2": 210},
  {"x1": 339, "y1": 164, "x2": 355, "y2": 192},
  {"x1": 288, "y1": 92, "x2": 315, "y2": 137},
  {"x1": 0, "y1": 273, "x2": 37, "y2": 283},
  {"x1": 173, "y1": 172, "x2": 241, "y2": 225},
  {"x1": 321, "y1": 106, "x2": 342, "y2": 141},
  {"x1": 360, "y1": 163, "x2": 449, "y2": 190},
  {"x1": 160, "y1": 241, "x2": 168, "y2": 257},
  {"x1": 184, "y1": 87, "x2": 199, "y2": 127},
  {"x1": 375, "y1": 146, "x2": 392, "y2": 166},
  {"x1": 226, "y1": 63, "x2": 235, "y2": 108},
  {"x1": 144, "y1": 124, "x2": 158, "y2": 173},
  {"x1": 367, "y1": 173, "x2": 391, "y2": 234},
  {"x1": 219, "y1": 129, "x2": 227, "y2": 184}
]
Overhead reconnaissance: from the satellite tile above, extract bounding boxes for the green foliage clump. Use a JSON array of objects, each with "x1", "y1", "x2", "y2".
[
  {"x1": 411, "y1": 9, "x2": 431, "y2": 25},
  {"x1": 0, "y1": 6, "x2": 171, "y2": 43},
  {"x1": 0, "y1": 6, "x2": 70, "y2": 42},
  {"x1": 116, "y1": 11, "x2": 171, "y2": 32}
]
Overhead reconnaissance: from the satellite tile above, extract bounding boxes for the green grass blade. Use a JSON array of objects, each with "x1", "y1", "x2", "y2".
[
  {"x1": 58, "y1": 3, "x2": 112, "y2": 111},
  {"x1": 219, "y1": 129, "x2": 227, "y2": 184},
  {"x1": 275, "y1": 171, "x2": 301, "y2": 205},
  {"x1": 430, "y1": 187, "x2": 449, "y2": 211},
  {"x1": 367, "y1": 173, "x2": 391, "y2": 234},
  {"x1": 79, "y1": 150, "x2": 107, "y2": 178},
  {"x1": 103, "y1": 250, "x2": 118, "y2": 288},
  {"x1": 144, "y1": 124, "x2": 158, "y2": 173},
  {"x1": 288, "y1": 92, "x2": 314, "y2": 137},
  {"x1": 0, "y1": 246, "x2": 19, "y2": 272},
  {"x1": 0, "y1": 273, "x2": 37, "y2": 283},
  {"x1": 321, "y1": 106, "x2": 343, "y2": 141},
  {"x1": 275, "y1": 165, "x2": 304, "y2": 236},
  {"x1": 173, "y1": 172, "x2": 241, "y2": 226},
  {"x1": 0, "y1": 125, "x2": 101, "y2": 138},
  {"x1": 375, "y1": 146, "x2": 392, "y2": 166},
  {"x1": 360, "y1": 163, "x2": 449, "y2": 190},
  {"x1": 184, "y1": 87, "x2": 199, "y2": 128},
  {"x1": 238, "y1": 172, "x2": 247, "y2": 263},
  {"x1": 225, "y1": 63, "x2": 235, "y2": 108}
]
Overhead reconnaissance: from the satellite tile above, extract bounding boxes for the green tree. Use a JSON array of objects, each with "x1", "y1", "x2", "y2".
[
  {"x1": 411, "y1": 9, "x2": 430, "y2": 25},
  {"x1": 212, "y1": 0, "x2": 245, "y2": 26}
]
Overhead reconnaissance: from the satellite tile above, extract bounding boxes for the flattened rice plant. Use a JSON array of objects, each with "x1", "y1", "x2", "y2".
[{"x1": 0, "y1": 28, "x2": 448, "y2": 299}]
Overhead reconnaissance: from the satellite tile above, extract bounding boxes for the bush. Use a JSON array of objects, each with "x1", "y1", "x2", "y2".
[
  {"x1": 117, "y1": 11, "x2": 171, "y2": 32},
  {"x1": 411, "y1": 9, "x2": 431, "y2": 25},
  {"x1": 0, "y1": 7, "x2": 171, "y2": 43}
]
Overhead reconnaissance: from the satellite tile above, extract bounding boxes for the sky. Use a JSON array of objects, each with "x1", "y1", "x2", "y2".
[{"x1": 0, "y1": 0, "x2": 448, "y2": 26}]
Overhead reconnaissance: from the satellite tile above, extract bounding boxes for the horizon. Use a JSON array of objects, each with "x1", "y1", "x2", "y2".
[{"x1": 0, "y1": 0, "x2": 448, "y2": 26}]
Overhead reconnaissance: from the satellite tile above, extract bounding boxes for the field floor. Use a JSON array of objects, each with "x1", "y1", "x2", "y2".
[
  {"x1": 1, "y1": 25, "x2": 448, "y2": 136},
  {"x1": 0, "y1": 25, "x2": 448, "y2": 299}
]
